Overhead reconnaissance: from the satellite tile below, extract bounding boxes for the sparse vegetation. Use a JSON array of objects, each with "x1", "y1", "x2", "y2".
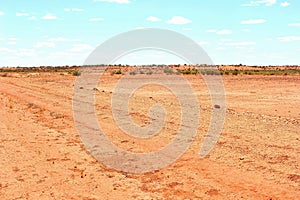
[
  {"x1": 223, "y1": 69, "x2": 300, "y2": 76},
  {"x1": 0, "y1": 65, "x2": 299, "y2": 76},
  {"x1": 232, "y1": 70, "x2": 239, "y2": 76},
  {"x1": 198, "y1": 69, "x2": 221, "y2": 75},
  {"x1": 116, "y1": 69, "x2": 122, "y2": 74},
  {"x1": 146, "y1": 70, "x2": 153, "y2": 75},
  {"x1": 180, "y1": 68, "x2": 198, "y2": 75},
  {"x1": 163, "y1": 68, "x2": 177, "y2": 75},
  {"x1": 111, "y1": 69, "x2": 122, "y2": 75},
  {"x1": 72, "y1": 70, "x2": 81, "y2": 76}
]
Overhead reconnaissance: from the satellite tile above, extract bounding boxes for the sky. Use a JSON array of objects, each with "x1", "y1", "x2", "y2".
[{"x1": 0, "y1": 0, "x2": 299, "y2": 67}]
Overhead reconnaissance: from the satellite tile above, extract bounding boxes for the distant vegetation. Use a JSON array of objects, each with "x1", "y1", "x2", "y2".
[
  {"x1": 0, "y1": 65, "x2": 300, "y2": 76},
  {"x1": 0, "y1": 65, "x2": 79, "y2": 73},
  {"x1": 179, "y1": 68, "x2": 198, "y2": 75},
  {"x1": 221, "y1": 69, "x2": 300, "y2": 76}
]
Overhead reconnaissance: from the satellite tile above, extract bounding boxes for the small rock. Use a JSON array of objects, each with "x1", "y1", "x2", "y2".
[
  {"x1": 214, "y1": 104, "x2": 221, "y2": 109},
  {"x1": 239, "y1": 157, "x2": 245, "y2": 160}
]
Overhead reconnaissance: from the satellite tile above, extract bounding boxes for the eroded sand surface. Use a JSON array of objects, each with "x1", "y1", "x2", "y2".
[{"x1": 0, "y1": 73, "x2": 299, "y2": 199}]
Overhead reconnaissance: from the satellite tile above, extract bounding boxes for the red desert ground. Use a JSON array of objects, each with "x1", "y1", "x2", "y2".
[{"x1": 0, "y1": 65, "x2": 299, "y2": 199}]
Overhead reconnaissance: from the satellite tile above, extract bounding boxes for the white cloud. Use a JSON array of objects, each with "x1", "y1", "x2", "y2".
[
  {"x1": 216, "y1": 30, "x2": 232, "y2": 35},
  {"x1": 41, "y1": 13, "x2": 57, "y2": 20},
  {"x1": 207, "y1": 29, "x2": 231, "y2": 35},
  {"x1": 241, "y1": 0, "x2": 276, "y2": 7},
  {"x1": 7, "y1": 41, "x2": 17, "y2": 45},
  {"x1": 226, "y1": 42, "x2": 256, "y2": 46},
  {"x1": 48, "y1": 37, "x2": 68, "y2": 42},
  {"x1": 28, "y1": 16, "x2": 36, "y2": 20},
  {"x1": 0, "y1": 47, "x2": 17, "y2": 53},
  {"x1": 146, "y1": 16, "x2": 161, "y2": 22},
  {"x1": 33, "y1": 38, "x2": 82, "y2": 50},
  {"x1": 70, "y1": 44, "x2": 94, "y2": 52},
  {"x1": 16, "y1": 12, "x2": 37, "y2": 20},
  {"x1": 35, "y1": 42, "x2": 56, "y2": 48},
  {"x1": 17, "y1": 49, "x2": 36, "y2": 57},
  {"x1": 94, "y1": 0, "x2": 130, "y2": 4},
  {"x1": 16, "y1": 12, "x2": 29, "y2": 17},
  {"x1": 89, "y1": 18, "x2": 104, "y2": 22},
  {"x1": 241, "y1": 19, "x2": 266, "y2": 24},
  {"x1": 8, "y1": 38, "x2": 17, "y2": 41},
  {"x1": 277, "y1": 36, "x2": 300, "y2": 42},
  {"x1": 288, "y1": 23, "x2": 300, "y2": 27},
  {"x1": 166, "y1": 16, "x2": 191, "y2": 25},
  {"x1": 64, "y1": 8, "x2": 84, "y2": 12},
  {"x1": 280, "y1": 1, "x2": 290, "y2": 7},
  {"x1": 0, "y1": 11, "x2": 4, "y2": 16},
  {"x1": 47, "y1": 37, "x2": 81, "y2": 42}
]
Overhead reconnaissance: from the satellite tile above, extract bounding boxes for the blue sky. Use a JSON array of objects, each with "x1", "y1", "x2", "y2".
[{"x1": 0, "y1": 0, "x2": 299, "y2": 66}]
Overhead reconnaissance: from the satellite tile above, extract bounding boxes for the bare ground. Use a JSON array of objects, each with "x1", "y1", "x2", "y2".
[{"x1": 0, "y1": 73, "x2": 299, "y2": 199}]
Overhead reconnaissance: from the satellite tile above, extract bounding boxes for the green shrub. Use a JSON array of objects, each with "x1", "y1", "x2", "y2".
[
  {"x1": 72, "y1": 70, "x2": 81, "y2": 76},
  {"x1": 111, "y1": 69, "x2": 122, "y2": 75},
  {"x1": 181, "y1": 68, "x2": 198, "y2": 75},
  {"x1": 115, "y1": 69, "x2": 122, "y2": 74},
  {"x1": 232, "y1": 71, "x2": 239, "y2": 75}
]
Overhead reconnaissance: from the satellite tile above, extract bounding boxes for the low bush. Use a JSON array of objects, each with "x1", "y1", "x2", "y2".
[
  {"x1": 72, "y1": 70, "x2": 81, "y2": 76},
  {"x1": 181, "y1": 68, "x2": 198, "y2": 75},
  {"x1": 115, "y1": 69, "x2": 122, "y2": 74}
]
